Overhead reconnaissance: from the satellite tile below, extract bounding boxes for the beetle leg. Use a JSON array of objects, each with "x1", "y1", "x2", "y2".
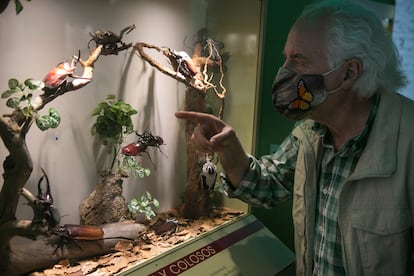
[{"x1": 119, "y1": 24, "x2": 136, "y2": 38}]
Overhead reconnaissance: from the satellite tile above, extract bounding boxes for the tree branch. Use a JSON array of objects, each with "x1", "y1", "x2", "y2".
[{"x1": 134, "y1": 42, "x2": 210, "y2": 91}]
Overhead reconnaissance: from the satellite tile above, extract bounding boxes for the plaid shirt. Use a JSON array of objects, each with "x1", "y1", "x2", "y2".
[
  {"x1": 312, "y1": 96, "x2": 377, "y2": 275},
  {"x1": 224, "y1": 97, "x2": 379, "y2": 275}
]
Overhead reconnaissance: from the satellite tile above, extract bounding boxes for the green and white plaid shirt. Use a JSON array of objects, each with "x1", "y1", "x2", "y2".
[
  {"x1": 224, "y1": 97, "x2": 379, "y2": 275},
  {"x1": 312, "y1": 96, "x2": 378, "y2": 275}
]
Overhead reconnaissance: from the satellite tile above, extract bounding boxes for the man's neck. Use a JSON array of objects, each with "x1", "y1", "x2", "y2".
[{"x1": 312, "y1": 96, "x2": 374, "y2": 151}]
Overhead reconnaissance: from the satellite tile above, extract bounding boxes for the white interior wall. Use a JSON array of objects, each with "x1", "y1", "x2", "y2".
[{"x1": 0, "y1": 0, "x2": 260, "y2": 224}]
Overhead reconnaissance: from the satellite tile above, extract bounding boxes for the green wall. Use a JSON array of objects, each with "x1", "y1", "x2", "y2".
[{"x1": 251, "y1": 0, "x2": 313, "y2": 253}]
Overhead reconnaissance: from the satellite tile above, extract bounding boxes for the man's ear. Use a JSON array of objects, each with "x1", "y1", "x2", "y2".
[{"x1": 342, "y1": 58, "x2": 362, "y2": 88}]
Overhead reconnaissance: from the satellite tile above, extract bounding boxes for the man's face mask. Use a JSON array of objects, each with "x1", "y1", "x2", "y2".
[{"x1": 271, "y1": 64, "x2": 343, "y2": 120}]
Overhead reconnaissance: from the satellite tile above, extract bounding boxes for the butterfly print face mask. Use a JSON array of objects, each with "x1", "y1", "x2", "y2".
[{"x1": 271, "y1": 64, "x2": 342, "y2": 120}]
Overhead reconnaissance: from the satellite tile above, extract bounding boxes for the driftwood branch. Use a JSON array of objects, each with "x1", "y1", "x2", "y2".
[
  {"x1": 0, "y1": 45, "x2": 103, "y2": 233},
  {"x1": 134, "y1": 42, "x2": 208, "y2": 91},
  {"x1": 134, "y1": 41, "x2": 227, "y2": 119},
  {"x1": 0, "y1": 25, "x2": 135, "y2": 274},
  {"x1": 0, "y1": 45, "x2": 105, "y2": 273},
  {"x1": 4, "y1": 222, "x2": 145, "y2": 275},
  {"x1": 31, "y1": 45, "x2": 103, "y2": 112},
  {"x1": 135, "y1": 39, "x2": 228, "y2": 218}
]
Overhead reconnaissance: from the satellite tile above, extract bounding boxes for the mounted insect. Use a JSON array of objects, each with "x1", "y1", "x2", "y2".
[
  {"x1": 122, "y1": 131, "x2": 165, "y2": 158},
  {"x1": 43, "y1": 51, "x2": 90, "y2": 92},
  {"x1": 51, "y1": 224, "x2": 104, "y2": 254},
  {"x1": 89, "y1": 24, "x2": 136, "y2": 55},
  {"x1": 54, "y1": 224, "x2": 104, "y2": 242},
  {"x1": 200, "y1": 154, "x2": 217, "y2": 190},
  {"x1": 43, "y1": 61, "x2": 76, "y2": 90},
  {"x1": 163, "y1": 47, "x2": 199, "y2": 79},
  {"x1": 35, "y1": 168, "x2": 61, "y2": 229},
  {"x1": 51, "y1": 224, "x2": 134, "y2": 254},
  {"x1": 152, "y1": 217, "x2": 179, "y2": 237}
]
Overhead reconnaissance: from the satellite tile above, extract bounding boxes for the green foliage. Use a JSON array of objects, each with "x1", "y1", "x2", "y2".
[
  {"x1": 1, "y1": 78, "x2": 61, "y2": 131},
  {"x1": 91, "y1": 95, "x2": 137, "y2": 146},
  {"x1": 128, "y1": 191, "x2": 160, "y2": 220},
  {"x1": 13, "y1": 0, "x2": 31, "y2": 15},
  {"x1": 35, "y1": 108, "x2": 61, "y2": 131},
  {"x1": 91, "y1": 95, "x2": 151, "y2": 177},
  {"x1": 121, "y1": 156, "x2": 151, "y2": 178}
]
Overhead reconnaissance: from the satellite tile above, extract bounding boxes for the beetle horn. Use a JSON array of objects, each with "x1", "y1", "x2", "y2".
[{"x1": 38, "y1": 167, "x2": 53, "y2": 203}]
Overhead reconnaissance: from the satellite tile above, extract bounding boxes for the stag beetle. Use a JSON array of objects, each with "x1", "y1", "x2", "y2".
[
  {"x1": 36, "y1": 168, "x2": 61, "y2": 228},
  {"x1": 89, "y1": 24, "x2": 135, "y2": 55}
]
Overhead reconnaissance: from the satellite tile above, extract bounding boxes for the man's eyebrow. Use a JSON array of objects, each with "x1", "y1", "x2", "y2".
[
  {"x1": 282, "y1": 50, "x2": 307, "y2": 61},
  {"x1": 291, "y1": 54, "x2": 308, "y2": 61}
]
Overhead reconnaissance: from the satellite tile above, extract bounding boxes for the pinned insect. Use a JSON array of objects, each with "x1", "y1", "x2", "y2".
[
  {"x1": 50, "y1": 224, "x2": 134, "y2": 254},
  {"x1": 152, "y1": 217, "x2": 179, "y2": 237},
  {"x1": 35, "y1": 168, "x2": 61, "y2": 228},
  {"x1": 51, "y1": 224, "x2": 104, "y2": 254},
  {"x1": 163, "y1": 47, "x2": 199, "y2": 79},
  {"x1": 43, "y1": 51, "x2": 90, "y2": 91},
  {"x1": 200, "y1": 154, "x2": 217, "y2": 190},
  {"x1": 43, "y1": 61, "x2": 76, "y2": 90},
  {"x1": 89, "y1": 24, "x2": 136, "y2": 55},
  {"x1": 54, "y1": 224, "x2": 104, "y2": 242},
  {"x1": 122, "y1": 131, "x2": 165, "y2": 157}
]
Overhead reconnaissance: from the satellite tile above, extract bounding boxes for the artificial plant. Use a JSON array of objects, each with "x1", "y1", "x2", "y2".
[
  {"x1": 79, "y1": 95, "x2": 151, "y2": 225},
  {"x1": 0, "y1": 22, "x2": 139, "y2": 274}
]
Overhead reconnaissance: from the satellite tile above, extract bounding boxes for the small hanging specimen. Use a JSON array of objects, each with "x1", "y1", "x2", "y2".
[{"x1": 200, "y1": 154, "x2": 217, "y2": 191}]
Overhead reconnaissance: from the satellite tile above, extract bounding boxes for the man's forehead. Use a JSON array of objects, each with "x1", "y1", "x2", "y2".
[{"x1": 284, "y1": 20, "x2": 328, "y2": 60}]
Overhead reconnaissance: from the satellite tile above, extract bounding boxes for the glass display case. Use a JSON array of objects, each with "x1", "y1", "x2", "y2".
[{"x1": 0, "y1": 0, "x2": 271, "y2": 274}]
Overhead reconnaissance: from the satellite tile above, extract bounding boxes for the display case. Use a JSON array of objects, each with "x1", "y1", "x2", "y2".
[{"x1": 0, "y1": 0, "x2": 297, "y2": 275}]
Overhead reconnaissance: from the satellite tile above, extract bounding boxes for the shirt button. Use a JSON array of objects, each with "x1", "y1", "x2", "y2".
[
  {"x1": 318, "y1": 226, "x2": 324, "y2": 234},
  {"x1": 322, "y1": 188, "x2": 328, "y2": 195}
]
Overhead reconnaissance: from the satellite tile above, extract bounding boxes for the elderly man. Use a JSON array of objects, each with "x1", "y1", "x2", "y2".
[{"x1": 176, "y1": 0, "x2": 413, "y2": 275}]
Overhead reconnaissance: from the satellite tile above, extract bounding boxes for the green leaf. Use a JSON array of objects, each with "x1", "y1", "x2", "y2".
[
  {"x1": 6, "y1": 97, "x2": 20, "y2": 109},
  {"x1": 1, "y1": 90, "x2": 15, "y2": 98},
  {"x1": 48, "y1": 116, "x2": 60, "y2": 128},
  {"x1": 36, "y1": 115, "x2": 50, "y2": 131},
  {"x1": 91, "y1": 102, "x2": 108, "y2": 116},
  {"x1": 8, "y1": 79, "x2": 19, "y2": 89},
  {"x1": 106, "y1": 94, "x2": 116, "y2": 100},
  {"x1": 49, "y1": 108, "x2": 60, "y2": 120},
  {"x1": 24, "y1": 78, "x2": 44, "y2": 90},
  {"x1": 14, "y1": 0, "x2": 23, "y2": 14},
  {"x1": 128, "y1": 191, "x2": 159, "y2": 218}
]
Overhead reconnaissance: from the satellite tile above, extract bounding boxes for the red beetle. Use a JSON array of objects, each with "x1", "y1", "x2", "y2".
[
  {"x1": 122, "y1": 131, "x2": 164, "y2": 157},
  {"x1": 122, "y1": 142, "x2": 147, "y2": 156},
  {"x1": 43, "y1": 61, "x2": 76, "y2": 89}
]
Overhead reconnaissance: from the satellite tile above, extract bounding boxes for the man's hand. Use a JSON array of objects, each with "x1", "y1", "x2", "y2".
[{"x1": 175, "y1": 111, "x2": 250, "y2": 187}]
